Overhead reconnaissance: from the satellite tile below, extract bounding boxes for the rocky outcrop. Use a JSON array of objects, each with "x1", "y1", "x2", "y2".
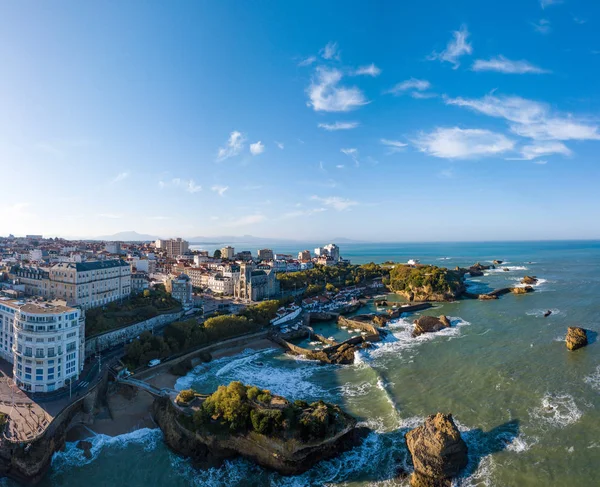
[
  {"x1": 405, "y1": 413, "x2": 468, "y2": 487},
  {"x1": 521, "y1": 276, "x2": 538, "y2": 285},
  {"x1": 309, "y1": 343, "x2": 356, "y2": 364},
  {"x1": 478, "y1": 294, "x2": 498, "y2": 300},
  {"x1": 566, "y1": 327, "x2": 588, "y2": 351},
  {"x1": 413, "y1": 316, "x2": 451, "y2": 337},
  {"x1": 493, "y1": 260, "x2": 503, "y2": 265},
  {"x1": 76, "y1": 440, "x2": 93, "y2": 460},
  {"x1": 152, "y1": 395, "x2": 366, "y2": 476},
  {"x1": 511, "y1": 286, "x2": 534, "y2": 295},
  {"x1": 544, "y1": 310, "x2": 552, "y2": 318}
]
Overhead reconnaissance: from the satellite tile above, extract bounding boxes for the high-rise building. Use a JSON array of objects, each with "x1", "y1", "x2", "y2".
[
  {"x1": 221, "y1": 246, "x2": 235, "y2": 260},
  {"x1": 0, "y1": 297, "x2": 85, "y2": 393},
  {"x1": 324, "y1": 243, "x2": 340, "y2": 262},
  {"x1": 257, "y1": 249, "x2": 274, "y2": 261},
  {"x1": 298, "y1": 250, "x2": 312, "y2": 262},
  {"x1": 165, "y1": 238, "x2": 189, "y2": 257}
]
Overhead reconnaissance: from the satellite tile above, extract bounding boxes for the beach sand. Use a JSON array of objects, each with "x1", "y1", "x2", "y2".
[{"x1": 67, "y1": 336, "x2": 279, "y2": 442}]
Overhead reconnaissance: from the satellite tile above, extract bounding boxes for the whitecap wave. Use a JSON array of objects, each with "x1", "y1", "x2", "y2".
[
  {"x1": 584, "y1": 365, "x2": 600, "y2": 392},
  {"x1": 526, "y1": 308, "x2": 560, "y2": 318},
  {"x1": 529, "y1": 393, "x2": 582, "y2": 429},
  {"x1": 51, "y1": 428, "x2": 162, "y2": 473}
]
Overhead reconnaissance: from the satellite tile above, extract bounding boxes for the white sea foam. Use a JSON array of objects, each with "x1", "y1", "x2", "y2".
[
  {"x1": 584, "y1": 365, "x2": 600, "y2": 392},
  {"x1": 512, "y1": 277, "x2": 548, "y2": 288},
  {"x1": 529, "y1": 393, "x2": 582, "y2": 429},
  {"x1": 51, "y1": 428, "x2": 162, "y2": 473},
  {"x1": 177, "y1": 348, "x2": 325, "y2": 400},
  {"x1": 337, "y1": 381, "x2": 374, "y2": 397},
  {"x1": 526, "y1": 308, "x2": 561, "y2": 318},
  {"x1": 369, "y1": 316, "x2": 471, "y2": 360},
  {"x1": 485, "y1": 265, "x2": 528, "y2": 274}
]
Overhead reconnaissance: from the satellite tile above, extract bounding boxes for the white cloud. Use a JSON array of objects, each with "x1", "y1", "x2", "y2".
[
  {"x1": 517, "y1": 141, "x2": 571, "y2": 160},
  {"x1": 211, "y1": 185, "x2": 229, "y2": 196},
  {"x1": 217, "y1": 131, "x2": 245, "y2": 161},
  {"x1": 573, "y1": 16, "x2": 586, "y2": 25},
  {"x1": 472, "y1": 56, "x2": 550, "y2": 74},
  {"x1": 540, "y1": 0, "x2": 561, "y2": 8},
  {"x1": 111, "y1": 171, "x2": 129, "y2": 183},
  {"x1": 98, "y1": 213, "x2": 122, "y2": 219},
  {"x1": 340, "y1": 148, "x2": 358, "y2": 156},
  {"x1": 318, "y1": 121, "x2": 360, "y2": 131},
  {"x1": 310, "y1": 195, "x2": 358, "y2": 211},
  {"x1": 410, "y1": 91, "x2": 438, "y2": 99},
  {"x1": 281, "y1": 208, "x2": 327, "y2": 219},
  {"x1": 320, "y1": 42, "x2": 340, "y2": 60},
  {"x1": 275, "y1": 141, "x2": 284, "y2": 150},
  {"x1": 386, "y1": 78, "x2": 431, "y2": 95},
  {"x1": 532, "y1": 19, "x2": 551, "y2": 34},
  {"x1": 444, "y1": 94, "x2": 600, "y2": 141},
  {"x1": 354, "y1": 64, "x2": 381, "y2": 77},
  {"x1": 533, "y1": 160, "x2": 548, "y2": 165},
  {"x1": 429, "y1": 25, "x2": 473, "y2": 68},
  {"x1": 159, "y1": 178, "x2": 202, "y2": 193},
  {"x1": 307, "y1": 67, "x2": 368, "y2": 112},
  {"x1": 250, "y1": 141, "x2": 265, "y2": 155},
  {"x1": 298, "y1": 56, "x2": 316, "y2": 67},
  {"x1": 414, "y1": 127, "x2": 515, "y2": 159},
  {"x1": 224, "y1": 214, "x2": 266, "y2": 226},
  {"x1": 336, "y1": 164, "x2": 345, "y2": 169},
  {"x1": 380, "y1": 138, "x2": 408, "y2": 154}
]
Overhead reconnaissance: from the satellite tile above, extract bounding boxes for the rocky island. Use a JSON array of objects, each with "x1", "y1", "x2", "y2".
[
  {"x1": 387, "y1": 265, "x2": 466, "y2": 302},
  {"x1": 153, "y1": 381, "x2": 364, "y2": 475}
]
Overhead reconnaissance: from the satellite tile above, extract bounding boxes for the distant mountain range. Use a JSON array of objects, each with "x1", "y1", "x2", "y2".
[{"x1": 89, "y1": 231, "x2": 368, "y2": 244}]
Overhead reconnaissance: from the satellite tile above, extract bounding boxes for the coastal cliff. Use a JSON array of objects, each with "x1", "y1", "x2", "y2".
[{"x1": 152, "y1": 382, "x2": 364, "y2": 475}]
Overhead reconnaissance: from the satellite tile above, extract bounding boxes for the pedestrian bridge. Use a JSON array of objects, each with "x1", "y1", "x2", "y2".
[{"x1": 116, "y1": 377, "x2": 177, "y2": 397}]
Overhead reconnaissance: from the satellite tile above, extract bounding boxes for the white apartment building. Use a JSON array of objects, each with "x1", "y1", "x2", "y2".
[
  {"x1": 324, "y1": 244, "x2": 340, "y2": 262},
  {"x1": 208, "y1": 274, "x2": 234, "y2": 295},
  {"x1": 0, "y1": 296, "x2": 84, "y2": 393}
]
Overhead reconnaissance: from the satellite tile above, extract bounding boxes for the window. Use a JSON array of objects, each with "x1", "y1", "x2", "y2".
[{"x1": 25, "y1": 367, "x2": 31, "y2": 373}]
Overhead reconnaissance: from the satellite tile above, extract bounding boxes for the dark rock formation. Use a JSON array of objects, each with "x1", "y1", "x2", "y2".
[
  {"x1": 375, "y1": 300, "x2": 388, "y2": 307},
  {"x1": 413, "y1": 316, "x2": 451, "y2": 337},
  {"x1": 544, "y1": 310, "x2": 552, "y2": 318},
  {"x1": 566, "y1": 327, "x2": 588, "y2": 351},
  {"x1": 309, "y1": 343, "x2": 356, "y2": 364},
  {"x1": 502, "y1": 268, "x2": 510, "y2": 272},
  {"x1": 76, "y1": 440, "x2": 93, "y2": 460},
  {"x1": 493, "y1": 260, "x2": 503, "y2": 265},
  {"x1": 405, "y1": 413, "x2": 468, "y2": 487},
  {"x1": 478, "y1": 294, "x2": 498, "y2": 300},
  {"x1": 521, "y1": 276, "x2": 538, "y2": 285}
]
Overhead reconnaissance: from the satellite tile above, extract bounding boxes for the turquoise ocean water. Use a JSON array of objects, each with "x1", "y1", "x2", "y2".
[{"x1": 24, "y1": 241, "x2": 600, "y2": 486}]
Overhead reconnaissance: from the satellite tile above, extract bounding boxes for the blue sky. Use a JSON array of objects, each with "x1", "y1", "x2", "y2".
[{"x1": 1, "y1": 0, "x2": 600, "y2": 241}]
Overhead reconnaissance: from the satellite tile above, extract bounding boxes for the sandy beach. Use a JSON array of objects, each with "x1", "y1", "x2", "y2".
[{"x1": 66, "y1": 336, "x2": 279, "y2": 442}]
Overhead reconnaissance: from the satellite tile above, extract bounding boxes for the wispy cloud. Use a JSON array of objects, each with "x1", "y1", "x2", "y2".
[
  {"x1": 340, "y1": 147, "x2": 360, "y2": 166},
  {"x1": 111, "y1": 171, "x2": 130, "y2": 183},
  {"x1": 444, "y1": 94, "x2": 600, "y2": 141},
  {"x1": 311, "y1": 195, "x2": 358, "y2": 211},
  {"x1": 223, "y1": 214, "x2": 266, "y2": 226},
  {"x1": 540, "y1": 0, "x2": 561, "y2": 8},
  {"x1": 517, "y1": 141, "x2": 572, "y2": 160},
  {"x1": 380, "y1": 138, "x2": 408, "y2": 154},
  {"x1": 250, "y1": 141, "x2": 265, "y2": 155},
  {"x1": 98, "y1": 213, "x2": 122, "y2": 219},
  {"x1": 275, "y1": 141, "x2": 284, "y2": 150},
  {"x1": 281, "y1": 207, "x2": 327, "y2": 219},
  {"x1": 353, "y1": 63, "x2": 381, "y2": 77},
  {"x1": 159, "y1": 178, "x2": 202, "y2": 193},
  {"x1": 386, "y1": 78, "x2": 431, "y2": 95},
  {"x1": 429, "y1": 25, "x2": 472, "y2": 68},
  {"x1": 217, "y1": 131, "x2": 245, "y2": 161},
  {"x1": 318, "y1": 121, "x2": 360, "y2": 131},
  {"x1": 573, "y1": 16, "x2": 586, "y2": 25},
  {"x1": 298, "y1": 56, "x2": 316, "y2": 67},
  {"x1": 307, "y1": 67, "x2": 369, "y2": 112},
  {"x1": 532, "y1": 18, "x2": 551, "y2": 34},
  {"x1": 413, "y1": 127, "x2": 515, "y2": 159},
  {"x1": 533, "y1": 160, "x2": 548, "y2": 165},
  {"x1": 320, "y1": 41, "x2": 340, "y2": 61},
  {"x1": 211, "y1": 185, "x2": 229, "y2": 196},
  {"x1": 472, "y1": 56, "x2": 550, "y2": 74}
]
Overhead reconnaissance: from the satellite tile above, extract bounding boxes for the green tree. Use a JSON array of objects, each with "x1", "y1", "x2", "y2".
[{"x1": 213, "y1": 249, "x2": 222, "y2": 259}]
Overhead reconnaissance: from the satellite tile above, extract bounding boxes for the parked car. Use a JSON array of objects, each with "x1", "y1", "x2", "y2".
[{"x1": 148, "y1": 359, "x2": 161, "y2": 367}]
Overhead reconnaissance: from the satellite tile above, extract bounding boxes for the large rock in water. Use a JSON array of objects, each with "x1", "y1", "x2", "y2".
[
  {"x1": 405, "y1": 413, "x2": 468, "y2": 487},
  {"x1": 76, "y1": 440, "x2": 93, "y2": 460},
  {"x1": 566, "y1": 327, "x2": 588, "y2": 351},
  {"x1": 521, "y1": 275, "x2": 538, "y2": 285},
  {"x1": 511, "y1": 286, "x2": 534, "y2": 295},
  {"x1": 413, "y1": 316, "x2": 451, "y2": 337}
]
